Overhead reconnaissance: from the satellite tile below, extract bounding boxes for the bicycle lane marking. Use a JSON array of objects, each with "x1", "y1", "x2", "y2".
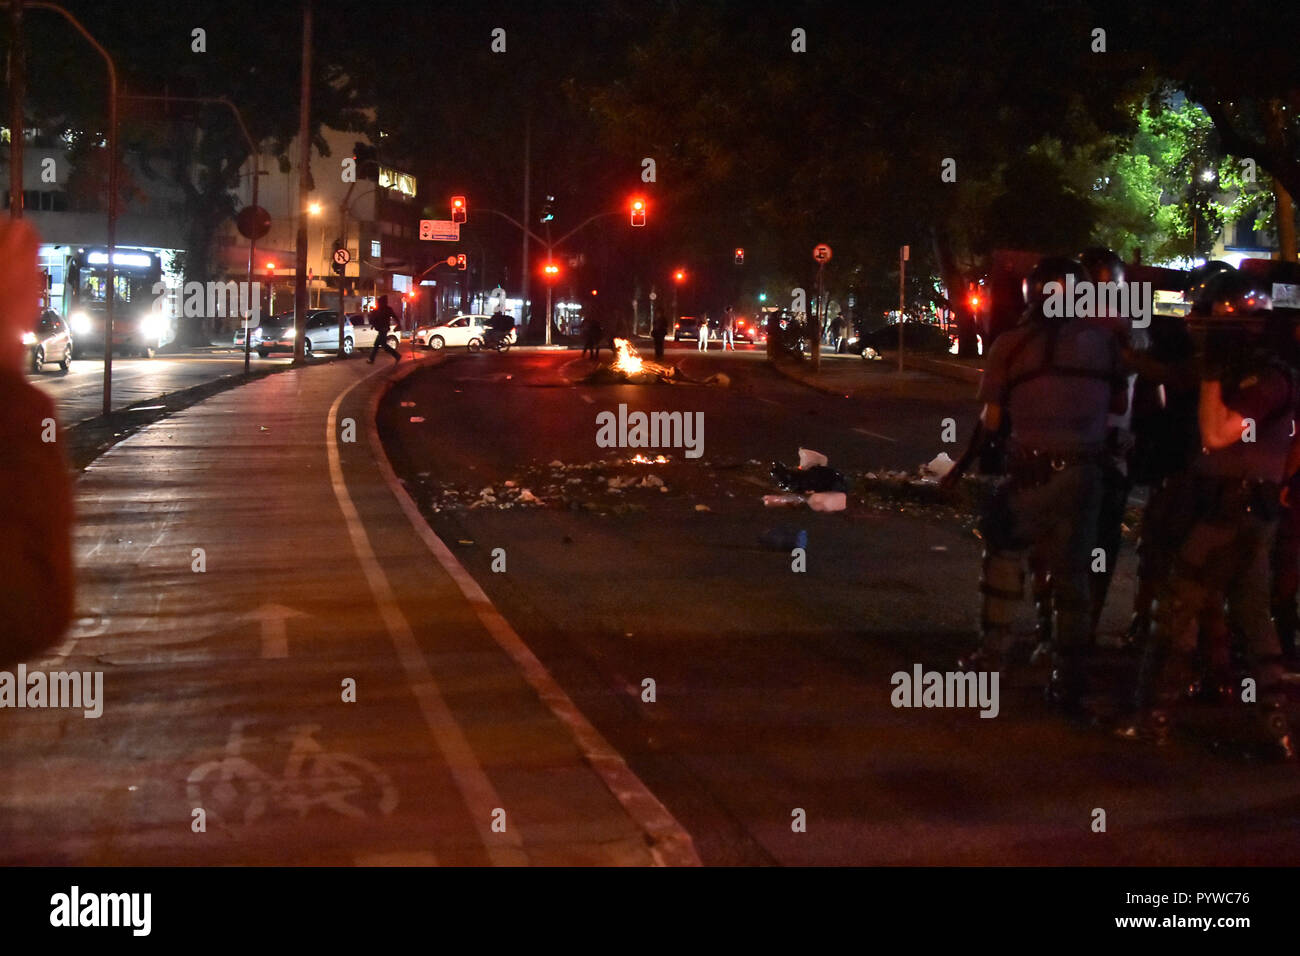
[
  {"x1": 327, "y1": 362, "x2": 528, "y2": 866},
  {"x1": 367, "y1": 359, "x2": 702, "y2": 867}
]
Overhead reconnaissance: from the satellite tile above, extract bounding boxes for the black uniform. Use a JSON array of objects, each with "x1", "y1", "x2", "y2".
[
  {"x1": 972, "y1": 306, "x2": 1126, "y2": 709},
  {"x1": 1125, "y1": 343, "x2": 1298, "y2": 755}
]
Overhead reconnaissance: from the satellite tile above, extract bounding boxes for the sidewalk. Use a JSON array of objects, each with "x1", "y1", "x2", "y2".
[{"x1": 0, "y1": 356, "x2": 696, "y2": 865}]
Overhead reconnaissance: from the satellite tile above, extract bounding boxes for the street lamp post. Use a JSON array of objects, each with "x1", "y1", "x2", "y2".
[{"x1": 10, "y1": 2, "x2": 119, "y2": 415}]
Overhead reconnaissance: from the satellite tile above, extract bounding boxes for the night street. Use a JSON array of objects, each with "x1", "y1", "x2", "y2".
[{"x1": 7, "y1": 0, "x2": 1300, "y2": 937}]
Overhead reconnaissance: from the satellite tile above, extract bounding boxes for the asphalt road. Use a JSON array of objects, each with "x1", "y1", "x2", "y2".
[
  {"x1": 29, "y1": 349, "x2": 303, "y2": 426},
  {"x1": 378, "y1": 345, "x2": 1300, "y2": 866}
]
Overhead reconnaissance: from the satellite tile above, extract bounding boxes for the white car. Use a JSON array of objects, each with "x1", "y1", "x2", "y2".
[
  {"x1": 258, "y1": 310, "x2": 354, "y2": 358},
  {"x1": 347, "y1": 312, "x2": 401, "y2": 352},
  {"x1": 416, "y1": 314, "x2": 514, "y2": 350}
]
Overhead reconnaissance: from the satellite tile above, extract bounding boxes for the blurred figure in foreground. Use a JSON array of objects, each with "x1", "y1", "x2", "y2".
[{"x1": 0, "y1": 219, "x2": 74, "y2": 666}]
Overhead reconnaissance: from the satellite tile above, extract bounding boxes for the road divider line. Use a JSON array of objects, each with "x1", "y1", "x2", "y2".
[
  {"x1": 853, "y1": 427, "x2": 898, "y2": 443},
  {"x1": 368, "y1": 357, "x2": 701, "y2": 867},
  {"x1": 328, "y1": 357, "x2": 528, "y2": 866}
]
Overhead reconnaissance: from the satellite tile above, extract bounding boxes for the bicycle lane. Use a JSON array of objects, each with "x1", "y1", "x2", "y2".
[{"x1": 0, "y1": 356, "x2": 690, "y2": 865}]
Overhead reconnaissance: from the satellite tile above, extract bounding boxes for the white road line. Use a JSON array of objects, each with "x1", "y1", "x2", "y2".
[
  {"x1": 328, "y1": 366, "x2": 528, "y2": 866},
  {"x1": 853, "y1": 427, "x2": 898, "y2": 443},
  {"x1": 754, "y1": 396, "x2": 781, "y2": 406},
  {"x1": 368, "y1": 359, "x2": 701, "y2": 867},
  {"x1": 580, "y1": 393, "x2": 594, "y2": 404}
]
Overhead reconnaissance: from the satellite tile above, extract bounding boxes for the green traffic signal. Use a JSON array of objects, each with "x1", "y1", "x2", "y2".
[{"x1": 758, "y1": 292, "x2": 767, "y2": 302}]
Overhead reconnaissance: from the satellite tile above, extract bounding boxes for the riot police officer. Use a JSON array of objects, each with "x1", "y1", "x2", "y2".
[
  {"x1": 1117, "y1": 276, "x2": 1298, "y2": 759},
  {"x1": 958, "y1": 256, "x2": 1128, "y2": 715}
]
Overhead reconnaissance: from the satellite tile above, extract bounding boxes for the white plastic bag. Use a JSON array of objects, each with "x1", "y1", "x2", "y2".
[{"x1": 798, "y1": 447, "x2": 829, "y2": 469}]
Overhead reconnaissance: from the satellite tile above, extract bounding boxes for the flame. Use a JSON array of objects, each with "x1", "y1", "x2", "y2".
[
  {"x1": 612, "y1": 338, "x2": 644, "y2": 375},
  {"x1": 630, "y1": 454, "x2": 669, "y2": 465}
]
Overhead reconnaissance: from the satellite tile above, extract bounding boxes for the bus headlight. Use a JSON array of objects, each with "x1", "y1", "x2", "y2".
[
  {"x1": 140, "y1": 314, "x2": 165, "y2": 338},
  {"x1": 21, "y1": 331, "x2": 36, "y2": 346},
  {"x1": 70, "y1": 312, "x2": 92, "y2": 335}
]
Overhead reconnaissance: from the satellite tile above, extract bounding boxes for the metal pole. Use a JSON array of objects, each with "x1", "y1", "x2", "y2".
[
  {"x1": 8, "y1": 0, "x2": 23, "y2": 219},
  {"x1": 292, "y1": 0, "x2": 312, "y2": 365},
  {"x1": 544, "y1": 228, "x2": 552, "y2": 346},
  {"x1": 811, "y1": 262, "x2": 823, "y2": 372},
  {"x1": 245, "y1": 158, "x2": 259, "y2": 375},
  {"x1": 521, "y1": 114, "x2": 530, "y2": 341},
  {"x1": 898, "y1": 246, "x2": 905, "y2": 373}
]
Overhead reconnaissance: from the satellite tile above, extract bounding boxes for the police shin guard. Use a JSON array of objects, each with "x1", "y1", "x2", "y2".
[{"x1": 965, "y1": 550, "x2": 1023, "y2": 671}]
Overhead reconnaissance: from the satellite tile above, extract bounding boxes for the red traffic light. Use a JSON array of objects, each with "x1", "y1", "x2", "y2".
[
  {"x1": 734, "y1": 247, "x2": 745, "y2": 265},
  {"x1": 630, "y1": 197, "x2": 646, "y2": 227},
  {"x1": 674, "y1": 269, "x2": 685, "y2": 282},
  {"x1": 451, "y1": 196, "x2": 467, "y2": 224},
  {"x1": 456, "y1": 253, "x2": 467, "y2": 271}
]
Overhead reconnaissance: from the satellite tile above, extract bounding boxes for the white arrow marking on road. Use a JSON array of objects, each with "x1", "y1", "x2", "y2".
[{"x1": 252, "y1": 603, "x2": 310, "y2": 658}]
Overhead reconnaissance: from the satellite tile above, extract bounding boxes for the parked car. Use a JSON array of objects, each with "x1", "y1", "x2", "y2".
[
  {"x1": 415, "y1": 314, "x2": 512, "y2": 350},
  {"x1": 258, "y1": 310, "x2": 354, "y2": 358},
  {"x1": 347, "y1": 312, "x2": 401, "y2": 352},
  {"x1": 855, "y1": 322, "x2": 954, "y2": 354},
  {"x1": 673, "y1": 316, "x2": 701, "y2": 341},
  {"x1": 233, "y1": 320, "x2": 264, "y2": 350},
  {"x1": 733, "y1": 316, "x2": 755, "y2": 343},
  {"x1": 24, "y1": 310, "x2": 73, "y2": 373}
]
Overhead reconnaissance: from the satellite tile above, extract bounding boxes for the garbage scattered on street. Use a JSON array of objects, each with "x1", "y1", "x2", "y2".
[
  {"x1": 808, "y1": 491, "x2": 847, "y2": 512},
  {"x1": 798, "y1": 447, "x2": 828, "y2": 469},
  {"x1": 920, "y1": 452, "x2": 956, "y2": 480},
  {"x1": 763, "y1": 493, "x2": 806, "y2": 507}
]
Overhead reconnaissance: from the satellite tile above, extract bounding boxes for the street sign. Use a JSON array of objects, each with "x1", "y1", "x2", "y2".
[
  {"x1": 649, "y1": 291, "x2": 657, "y2": 301},
  {"x1": 813, "y1": 243, "x2": 832, "y2": 263},
  {"x1": 902, "y1": 244, "x2": 910, "y2": 261},
  {"x1": 420, "y1": 219, "x2": 460, "y2": 241},
  {"x1": 236, "y1": 205, "x2": 272, "y2": 241},
  {"x1": 332, "y1": 247, "x2": 351, "y2": 266},
  {"x1": 445, "y1": 255, "x2": 458, "y2": 267}
]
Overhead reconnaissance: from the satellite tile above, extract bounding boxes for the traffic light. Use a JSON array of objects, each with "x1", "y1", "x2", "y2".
[
  {"x1": 630, "y1": 197, "x2": 646, "y2": 227},
  {"x1": 353, "y1": 142, "x2": 379, "y2": 182},
  {"x1": 674, "y1": 269, "x2": 685, "y2": 282},
  {"x1": 456, "y1": 253, "x2": 467, "y2": 271},
  {"x1": 539, "y1": 194, "x2": 555, "y2": 224},
  {"x1": 758, "y1": 292, "x2": 767, "y2": 302},
  {"x1": 543, "y1": 262, "x2": 560, "y2": 280},
  {"x1": 734, "y1": 247, "x2": 744, "y2": 265},
  {"x1": 968, "y1": 286, "x2": 982, "y2": 311},
  {"x1": 451, "y1": 196, "x2": 467, "y2": 224}
]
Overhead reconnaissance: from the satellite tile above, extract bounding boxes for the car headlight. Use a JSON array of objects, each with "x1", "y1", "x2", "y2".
[
  {"x1": 70, "y1": 312, "x2": 92, "y2": 335},
  {"x1": 21, "y1": 331, "x2": 36, "y2": 346}
]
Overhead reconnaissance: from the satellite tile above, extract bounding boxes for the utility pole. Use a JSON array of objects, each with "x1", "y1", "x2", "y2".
[
  {"x1": 8, "y1": 0, "x2": 23, "y2": 219},
  {"x1": 293, "y1": 0, "x2": 312, "y2": 365},
  {"x1": 898, "y1": 244, "x2": 908, "y2": 373},
  {"x1": 521, "y1": 115, "x2": 531, "y2": 340}
]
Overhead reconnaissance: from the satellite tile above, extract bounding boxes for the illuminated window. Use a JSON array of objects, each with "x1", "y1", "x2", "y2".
[{"x1": 370, "y1": 240, "x2": 381, "y2": 258}]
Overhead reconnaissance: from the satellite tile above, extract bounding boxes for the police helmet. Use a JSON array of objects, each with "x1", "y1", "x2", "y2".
[
  {"x1": 1185, "y1": 261, "x2": 1237, "y2": 311},
  {"x1": 1077, "y1": 247, "x2": 1126, "y2": 286},
  {"x1": 1190, "y1": 269, "x2": 1272, "y2": 317},
  {"x1": 1022, "y1": 256, "x2": 1091, "y2": 307}
]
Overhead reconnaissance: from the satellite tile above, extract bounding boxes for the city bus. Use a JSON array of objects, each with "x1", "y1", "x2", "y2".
[{"x1": 62, "y1": 248, "x2": 173, "y2": 358}]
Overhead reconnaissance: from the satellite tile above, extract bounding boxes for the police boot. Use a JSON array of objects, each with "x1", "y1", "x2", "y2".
[
  {"x1": 1029, "y1": 591, "x2": 1053, "y2": 666},
  {"x1": 1045, "y1": 653, "x2": 1091, "y2": 723},
  {"x1": 1121, "y1": 611, "x2": 1150, "y2": 650}
]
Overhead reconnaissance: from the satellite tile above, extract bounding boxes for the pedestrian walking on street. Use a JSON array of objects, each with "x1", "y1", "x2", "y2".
[
  {"x1": 652, "y1": 311, "x2": 667, "y2": 361},
  {"x1": 722, "y1": 307, "x2": 736, "y2": 350},
  {"x1": 699, "y1": 312, "x2": 711, "y2": 351},
  {"x1": 581, "y1": 315, "x2": 604, "y2": 360},
  {"x1": 367, "y1": 295, "x2": 402, "y2": 364}
]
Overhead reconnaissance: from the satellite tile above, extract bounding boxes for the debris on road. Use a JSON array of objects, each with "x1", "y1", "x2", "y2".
[{"x1": 808, "y1": 491, "x2": 847, "y2": 512}]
